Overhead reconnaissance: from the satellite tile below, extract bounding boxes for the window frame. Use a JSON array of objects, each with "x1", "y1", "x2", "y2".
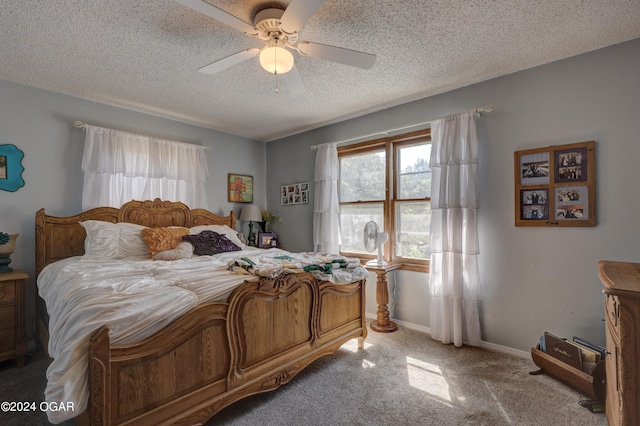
[{"x1": 338, "y1": 129, "x2": 431, "y2": 272}]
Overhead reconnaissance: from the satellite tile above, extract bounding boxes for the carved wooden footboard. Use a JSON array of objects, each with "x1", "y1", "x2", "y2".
[{"x1": 85, "y1": 273, "x2": 366, "y2": 426}]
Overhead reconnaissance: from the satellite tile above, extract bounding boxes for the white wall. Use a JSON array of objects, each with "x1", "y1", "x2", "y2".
[
  {"x1": 0, "y1": 79, "x2": 265, "y2": 343},
  {"x1": 266, "y1": 38, "x2": 640, "y2": 352}
]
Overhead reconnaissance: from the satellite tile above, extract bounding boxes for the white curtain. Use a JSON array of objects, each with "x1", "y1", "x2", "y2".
[
  {"x1": 81, "y1": 125, "x2": 209, "y2": 210},
  {"x1": 313, "y1": 143, "x2": 341, "y2": 254},
  {"x1": 429, "y1": 110, "x2": 481, "y2": 347}
]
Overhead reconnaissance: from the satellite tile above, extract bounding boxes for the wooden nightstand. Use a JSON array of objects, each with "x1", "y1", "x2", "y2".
[{"x1": 0, "y1": 270, "x2": 28, "y2": 367}]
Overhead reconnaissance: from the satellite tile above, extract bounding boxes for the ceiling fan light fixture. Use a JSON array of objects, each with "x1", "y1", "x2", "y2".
[{"x1": 259, "y1": 45, "x2": 294, "y2": 75}]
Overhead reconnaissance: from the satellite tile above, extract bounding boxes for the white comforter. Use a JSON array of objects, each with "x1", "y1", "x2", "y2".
[
  {"x1": 38, "y1": 249, "x2": 271, "y2": 424},
  {"x1": 38, "y1": 248, "x2": 367, "y2": 424}
]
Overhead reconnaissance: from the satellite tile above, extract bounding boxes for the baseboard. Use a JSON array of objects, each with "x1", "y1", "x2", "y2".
[
  {"x1": 365, "y1": 311, "x2": 530, "y2": 359},
  {"x1": 479, "y1": 340, "x2": 530, "y2": 359}
]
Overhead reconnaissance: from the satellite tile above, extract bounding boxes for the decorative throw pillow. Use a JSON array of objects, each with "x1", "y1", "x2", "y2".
[
  {"x1": 189, "y1": 224, "x2": 245, "y2": 249},
  {"x1": 140, "y1": 227, "x2": 190, "y2": 258},
  {"x1": 182, "y1": 230, "x2": 242, "y2": 256},
  {"x1": 153, "y1": 241, "x2": 194, "y2": 261}
]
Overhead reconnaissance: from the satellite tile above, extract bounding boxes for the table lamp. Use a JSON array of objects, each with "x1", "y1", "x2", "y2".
[
  {"x1": 239, "y1": 205, "x2": 262, "y2": 246},
  {"x1": 0, "y1": 232, "x2": 18, "y2": 273}
]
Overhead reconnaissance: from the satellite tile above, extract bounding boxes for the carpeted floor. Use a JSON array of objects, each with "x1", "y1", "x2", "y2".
[{"x1": 0, "y1": 326, "x2": 606, "y2": 425}]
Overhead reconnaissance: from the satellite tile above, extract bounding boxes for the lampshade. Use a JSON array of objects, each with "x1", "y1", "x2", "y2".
[
  {"x1": 239, "y1": 204, "x2": 262, "y2": 222},
  {"x1": 259, "y1": 45, "x2": 294, "y2": 75}
]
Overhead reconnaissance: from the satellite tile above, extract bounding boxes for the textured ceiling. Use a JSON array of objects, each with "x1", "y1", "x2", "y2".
[{"x1": 1, "y1": 0, "x2": 639, "y2": 142}]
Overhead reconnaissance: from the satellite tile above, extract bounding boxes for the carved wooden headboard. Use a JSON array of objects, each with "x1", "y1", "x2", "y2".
[{"x1": 35, "y1": 199, "x2": 236, "y2": 277}]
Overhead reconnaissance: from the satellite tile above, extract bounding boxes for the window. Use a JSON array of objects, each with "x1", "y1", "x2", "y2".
[{"x1": 338, "y1": 129, "x2": 431, "y2": 271}]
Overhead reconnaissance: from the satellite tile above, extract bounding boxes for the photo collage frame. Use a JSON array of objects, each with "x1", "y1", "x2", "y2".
[
  {"x1": 281, "y1": 181, "x2": 309, "y2": 205},
  {"x1": 514, "y1": 141, "x2": 595, "y2": 227}
]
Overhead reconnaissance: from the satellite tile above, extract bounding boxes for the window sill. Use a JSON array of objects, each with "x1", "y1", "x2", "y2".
[{"x1": 397, "y1": 262, "x2": 429, "y2": 273}]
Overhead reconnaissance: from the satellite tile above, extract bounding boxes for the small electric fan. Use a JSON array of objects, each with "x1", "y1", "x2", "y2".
[{"x1": 363, "y1": 221, "x2": 388, "y2": 267}]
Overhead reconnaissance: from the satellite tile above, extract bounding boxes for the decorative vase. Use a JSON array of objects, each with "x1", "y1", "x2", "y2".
[{"x1": 0, "y1": 233, "x2": 18, "y2": 273}]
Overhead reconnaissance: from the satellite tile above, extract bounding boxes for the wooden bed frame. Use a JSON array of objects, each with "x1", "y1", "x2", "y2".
[{"x1": 35, "y1": 199, "x2": 367, "y2": 426}]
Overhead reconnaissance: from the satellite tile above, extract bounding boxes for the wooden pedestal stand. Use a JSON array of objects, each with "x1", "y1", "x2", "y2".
[{"x1": 366, "y1": 263, "x2": 400, "y2": 333}]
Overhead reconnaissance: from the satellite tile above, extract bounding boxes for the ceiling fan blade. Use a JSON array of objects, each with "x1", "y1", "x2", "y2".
[
  {"x1": 198, "y1": 48, "x2": 260, "y2": 74},
  {"x1": 175, "y1": 0, "x2": 258, "y2": 35},
  {"x1": 280, "y1": 64, "x2": 306, "y2": 94},
  {"x1": 298, "y1": 42, "x2": 376, "y2": 69},
  {"x1": 280, "y1": 0, "x2": 326, "y2": 34}
]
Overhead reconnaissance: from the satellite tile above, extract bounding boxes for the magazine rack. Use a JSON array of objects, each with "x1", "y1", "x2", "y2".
[{"x1": 530, "y1": 345, "x2": 606, "y2": 400}]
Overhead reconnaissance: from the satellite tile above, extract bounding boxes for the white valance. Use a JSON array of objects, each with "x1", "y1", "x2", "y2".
[
  {"x1": 81, "y1": 125, "x2": 209, "y2": 210},
  {"x1": 81, "y1": 125, "x2": 208, "y2": 182}
]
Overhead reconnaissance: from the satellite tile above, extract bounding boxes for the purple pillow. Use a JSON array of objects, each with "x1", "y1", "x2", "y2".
[{"x1": 182, "y1": 231, "x2": 242, "y2": 256}]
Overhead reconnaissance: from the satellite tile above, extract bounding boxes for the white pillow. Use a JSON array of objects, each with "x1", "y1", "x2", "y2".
[
  {"x1": 189, "y1": 224, "x2": 245, "y2": 249},
  {"x1": 117, "y1": 223, "x2": 149, "y2": 258},
  {"x1": 80, "y1": 221, "x2": 148, "y2": 259}
]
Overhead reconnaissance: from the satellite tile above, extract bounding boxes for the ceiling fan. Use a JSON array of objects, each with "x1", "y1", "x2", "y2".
[{"x1": 175, "y1": 0, "x2": 376, "y2": 93}]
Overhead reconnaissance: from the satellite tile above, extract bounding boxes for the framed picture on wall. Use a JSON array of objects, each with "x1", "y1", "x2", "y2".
[
  {"x1": 514, "y1": 141, "x2": 595, "y2": 227},
  {"x1": 0, "y1": 144, "x2": 25, "y2": 192},
  {"x1": 228, "y1": 174, "x2": 253, "y2": 203},
  {"x1": 281, "y1": 181, "x2": 309, "y2": 205}
]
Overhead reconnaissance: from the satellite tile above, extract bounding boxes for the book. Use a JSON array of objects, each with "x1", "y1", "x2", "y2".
[
  {"x1": 566, "y1": 340, "x2": 600, "y2": 363},
  {"x1": 572, "y1": 336, "x2": 607, "y2": 359},
  {"x1": 543, "y1": 332, "x2": 583, "y2": 371}
]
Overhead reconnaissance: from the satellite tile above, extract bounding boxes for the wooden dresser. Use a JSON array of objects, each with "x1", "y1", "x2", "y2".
[
  {"x1": 598, "y1": 260, "x2": 640, "y2": 426},
  {"x1": 0, "y1": 270, "x2": 27, "y2": 367}
]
